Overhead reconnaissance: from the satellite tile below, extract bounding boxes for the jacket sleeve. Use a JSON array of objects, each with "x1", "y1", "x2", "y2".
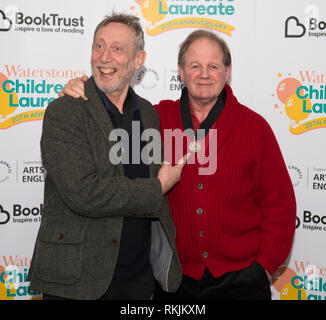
[
  {"x1": 253, "y1": 119, "x2": 297, "y2": 275},
  {"x1": 41, "y1": 98, "x2": 163, "y2": 219}
]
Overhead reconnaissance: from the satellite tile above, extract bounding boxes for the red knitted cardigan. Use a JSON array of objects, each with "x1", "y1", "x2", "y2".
[{"x1": 154, "y1": 84, "x2": 296, "y2": 280}]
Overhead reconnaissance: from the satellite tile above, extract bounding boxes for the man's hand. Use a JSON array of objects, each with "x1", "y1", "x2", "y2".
[
  {"x1": 59, "y1": 75, "x2": 89, "y2": 100},
  {"x1": 158, "y1": 153, "x2": 190, "y2": 195}
]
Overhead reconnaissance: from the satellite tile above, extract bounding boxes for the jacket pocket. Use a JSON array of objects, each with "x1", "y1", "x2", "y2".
[{"x1": 35, "y1": 224, "x2": 86, "y2": 285}]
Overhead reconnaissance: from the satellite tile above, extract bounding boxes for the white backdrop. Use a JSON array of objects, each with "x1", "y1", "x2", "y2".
[{"x1": 0, "y1": 0, "x2": 325, "y2": 300}]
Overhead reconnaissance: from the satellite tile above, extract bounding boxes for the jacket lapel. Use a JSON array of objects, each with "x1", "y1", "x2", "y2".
[
  {"x1": 84, "y1": 77, "x2": 116, "y2": 145},
  {"x1": 84, "y1": 77, "x2": 159, "y2": 178},
  {"x1": 138, "y1": 98, "x2": 161, "y2": 178},
  {"x1": 83, "y1": 77, "x2": 124, "y2": 175}
]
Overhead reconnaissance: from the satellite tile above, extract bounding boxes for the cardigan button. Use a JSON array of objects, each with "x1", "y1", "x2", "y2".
[
  {"x1": 198, "y1": 183, "x2": 204, "y2": 190},
  {"x1": 202, "y1": 252, "x2": 208, "y2": 259},
  {"x1": 196, "y1": 208, "x2": 203, "y2": 215},
  {"x1": 199, "y1": 231, "x2": 204, "y2": 238}
]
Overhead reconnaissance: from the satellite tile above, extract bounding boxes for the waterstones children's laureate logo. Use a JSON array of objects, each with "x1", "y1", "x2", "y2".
[
  {"x1": 0, "y1": 65, "x2": 86, "y2": 129},
  {"x1": 273, "y1": 71, "x2": 326, "y2": 134},
  {"x1": 272, "y1": 261, "x2": 326, "y2": 300},
  {"x1": 130, "y1": 0, "x2": 235, "y2": 36},
  {"x1": 0, "y1": 257, "x2": 41, "y2": 300}
]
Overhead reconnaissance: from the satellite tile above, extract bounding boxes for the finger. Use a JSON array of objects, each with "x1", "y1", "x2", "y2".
[
  {"x1": 66, "y1": 78, "x2": 87, "y2": 99},
  {"x1": 81, "y1": 75, "x2": 89, "y2": 82},
  {"x1": 62, "y1": 87, "x2": 81, "y2": 99},
  {"x1": 80, "y1": 94, "x2": 88, "y2": 101},
  {"x1": 70, "y1": 79, "x2": 85, "y2": 91},
  {"x1": 176, "y1": 153, "x2": 191, "y2": 166},
  {"x1": 59, "y1": 87, "x2": 79, "y2": 98}
]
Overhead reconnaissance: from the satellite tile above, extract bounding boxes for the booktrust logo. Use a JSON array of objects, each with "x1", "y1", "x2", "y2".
[
  {"x1": 130, "y1": 0, "x2": 235, "y2": 36},
  {"x1": 0, "y1": 203, "x2": 43, "y2": 225},
  {"x1": 285, "y1": 5, "x2": 326, "y2": 39},
  {"x1": 0, "y1": 205, "x2": 10, "y2": 225},
  {"x1": 0, "y1": 5, "x2": 85, "y2": 35},
  {"x1": 0, "y1": 9, "x2": 12, "y2": 31}
]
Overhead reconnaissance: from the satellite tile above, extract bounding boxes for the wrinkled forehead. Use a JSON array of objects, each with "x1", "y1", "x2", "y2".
[
  {"x1": 185, "y1": 38, "x2": 224, "y2": 63},
  {"x1": 93, "y1": 22, "x2": 136, "y2": 44}
]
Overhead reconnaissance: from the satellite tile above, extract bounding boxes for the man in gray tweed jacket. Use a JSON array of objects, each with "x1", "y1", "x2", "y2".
[{"x1": 27, "y1": 13, "x2": 185, "y2": 300}]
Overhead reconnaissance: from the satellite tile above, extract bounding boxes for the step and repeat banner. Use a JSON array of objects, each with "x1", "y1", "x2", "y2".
[{"x1": 0, "y1": 0, "x2": 325, "y2": 300}]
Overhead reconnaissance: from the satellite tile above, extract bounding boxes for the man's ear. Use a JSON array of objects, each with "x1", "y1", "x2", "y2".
[
  {"x1": 225, "y1": 64, "x2": 232, "y2": 83},
  {"x1": 135, "y1": 50, "x2": 146, "y2": 70},
  {"x1": 178, "y1": 64, "x2": 185, "y2": 83}
]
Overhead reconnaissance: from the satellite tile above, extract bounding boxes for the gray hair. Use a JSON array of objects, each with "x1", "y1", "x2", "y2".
[
  {"x1": 178, "y1": 30, "x2": 232, "y2": 68},
  {"x1": 93, "y1": 13, "x2": 145, "y2": 52}
]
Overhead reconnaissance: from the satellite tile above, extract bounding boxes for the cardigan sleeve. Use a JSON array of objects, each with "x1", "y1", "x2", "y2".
[{"x1": 253, "y1": 120, "x2": 297, "y2": 275}]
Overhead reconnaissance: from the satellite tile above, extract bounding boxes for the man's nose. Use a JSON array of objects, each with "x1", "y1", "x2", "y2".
[
  {"x1": 100, "y1": 47, "x2": 113, "y2": 63},
  {"x1": 200, "y1": 67, "x2": 209, "y2": 78}
]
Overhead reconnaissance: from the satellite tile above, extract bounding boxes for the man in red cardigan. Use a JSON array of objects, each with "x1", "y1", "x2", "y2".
[{"x1": 60, "y1": 30, "x2": 296, "y2": 300}]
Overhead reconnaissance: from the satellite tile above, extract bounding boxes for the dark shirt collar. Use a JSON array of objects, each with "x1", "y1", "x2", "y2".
[
  {"x1": 94, "y1": 83, "x2": 139, "y2": 132},
  {"x1": 94, "y1": 83, "x2": 139, "y2": 112}
]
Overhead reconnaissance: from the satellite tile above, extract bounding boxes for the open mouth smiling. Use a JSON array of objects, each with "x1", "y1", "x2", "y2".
[{"x1": 99, "y1": 67, "x2": 117, "y2": 75}]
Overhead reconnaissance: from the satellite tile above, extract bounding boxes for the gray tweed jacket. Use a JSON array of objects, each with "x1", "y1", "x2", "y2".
[{"x1": 27, "y1": 77, "x2": 182, "y2": 300}]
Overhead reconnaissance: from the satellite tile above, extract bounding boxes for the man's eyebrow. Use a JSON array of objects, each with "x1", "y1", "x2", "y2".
[
  {"x1": 110, "y1": 40, "x2": 126, "y2": 46},
  {"x1": 93, "y1": 37, "x2": 124, "y2": 44},
  {"x1": 188, "y1": 60, "x2": 222, "y2": 65}
]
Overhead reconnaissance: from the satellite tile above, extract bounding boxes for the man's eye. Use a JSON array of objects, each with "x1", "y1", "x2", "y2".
[{"x1": 112, "y1": 46, "x2": 122, "y2": 53}]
